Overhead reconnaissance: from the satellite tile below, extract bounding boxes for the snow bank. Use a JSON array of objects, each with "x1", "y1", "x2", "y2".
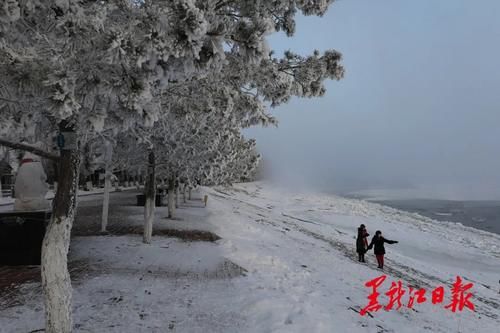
[{"x1": 205, "y1": 182, "x2": 500, "y2": 333}]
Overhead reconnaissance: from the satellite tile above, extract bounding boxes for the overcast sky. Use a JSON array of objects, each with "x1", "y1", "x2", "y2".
[{"x1": 245, "y1": 0, "x2": 500, "y2": 200}]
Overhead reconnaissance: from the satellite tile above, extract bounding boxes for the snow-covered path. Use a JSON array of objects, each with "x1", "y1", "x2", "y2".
[
  {"x1": 0, "y1": 182, "x2": 499, "y2": 332},
  {"x1": 1, "y1": 190, "x2": 249, "y2": 333}
]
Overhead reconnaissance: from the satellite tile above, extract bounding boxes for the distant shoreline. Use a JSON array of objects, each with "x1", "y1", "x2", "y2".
[{"x1": 361, "y1": 198, "x2": 500, "y2": 235}]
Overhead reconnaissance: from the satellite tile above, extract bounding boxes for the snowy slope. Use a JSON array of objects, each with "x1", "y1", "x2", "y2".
[
  {"x1": 0, "y1": 182, "x2": 499, "y2": 332},
  {"x1": 205, "y1": 182, "x2": 500, "y2": 333}
]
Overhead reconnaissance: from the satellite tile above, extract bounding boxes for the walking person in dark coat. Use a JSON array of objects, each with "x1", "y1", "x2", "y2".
[
  {"x1": 356, "y1": 224, "x2": 369, "y2": 262},
  {"x1": 367, "y1": 230, "x2": 398, "y2": 269}
]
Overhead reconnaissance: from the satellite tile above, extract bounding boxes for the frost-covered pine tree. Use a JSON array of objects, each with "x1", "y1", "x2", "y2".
[{"x1": 0, "y1": 1, "x2": 343, "y2": 331}]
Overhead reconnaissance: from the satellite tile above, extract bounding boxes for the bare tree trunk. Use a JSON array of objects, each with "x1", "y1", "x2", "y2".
[
  {"x1": 188, "y1": 187, "x2": 192, "y2": 200},
  {"x1": 175, "y1": 184, "x2": 179, "y2": 208},
  {"x1": 101, "y1": 141, "x2": 113, "y2": 232},
  {"x1": 182, "y1": 184, "x2": 187, "y2": 203},
  {"x1": 41, "y1": 124, "x2": 80, "y2": 333},
  {"x1": 143, "y1": 150, "x2": 155, "y2": 244},
  {"x1": 168, "y1": 177, "x2": 175, "y2": 219}
]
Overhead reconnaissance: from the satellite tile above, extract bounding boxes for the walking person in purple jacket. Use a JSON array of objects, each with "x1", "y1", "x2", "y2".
[{"x1": 356, "y1": 224, "x2": 369, "y2": 262}]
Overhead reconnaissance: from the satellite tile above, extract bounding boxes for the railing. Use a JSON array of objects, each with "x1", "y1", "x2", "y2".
[{"x1": 1, "y1": 184, "x2": 12, "y2": 197}]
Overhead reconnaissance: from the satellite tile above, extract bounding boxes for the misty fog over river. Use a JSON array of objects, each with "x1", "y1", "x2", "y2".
[{"x1": 245, "y1": 0, "x2": 500, "y2": 237}]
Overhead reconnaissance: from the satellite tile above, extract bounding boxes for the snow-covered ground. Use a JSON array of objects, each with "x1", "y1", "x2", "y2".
[{"x1": 1, "y1": 182, "x2": 499, "y2": 332}]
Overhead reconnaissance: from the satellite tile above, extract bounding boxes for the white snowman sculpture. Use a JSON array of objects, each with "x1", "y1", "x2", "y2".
[{"x1": 14, "y1": 150, "x2": 50, "y2": 211}]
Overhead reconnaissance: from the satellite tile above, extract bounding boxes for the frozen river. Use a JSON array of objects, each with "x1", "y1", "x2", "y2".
[{"x1": 371, "y1": 199, "x2": 500, "y2": 235}]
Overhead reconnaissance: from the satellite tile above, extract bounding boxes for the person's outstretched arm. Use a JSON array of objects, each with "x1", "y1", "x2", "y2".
[{"x1": 384, "y1": 238, "x2": 398, "y2": 244}]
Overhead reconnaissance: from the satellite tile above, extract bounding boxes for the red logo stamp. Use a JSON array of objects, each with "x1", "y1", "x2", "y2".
[{"x1": 360, "y1": 275, "x2": 475, "y2": 316}]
